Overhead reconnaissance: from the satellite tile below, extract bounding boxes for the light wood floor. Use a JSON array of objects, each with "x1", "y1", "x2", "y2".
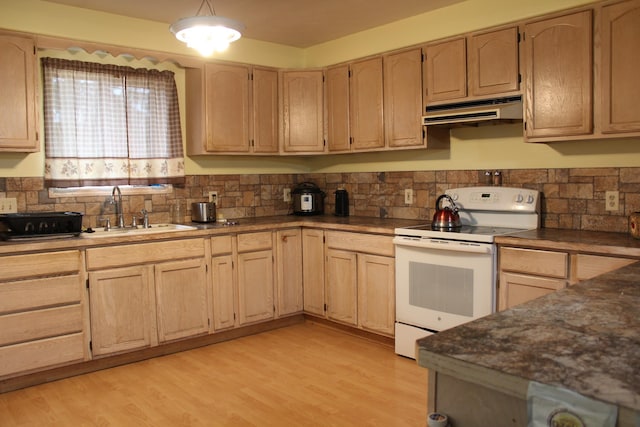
[{"x1": 0, "y1": 322, "x2": 428, "y2": 426}]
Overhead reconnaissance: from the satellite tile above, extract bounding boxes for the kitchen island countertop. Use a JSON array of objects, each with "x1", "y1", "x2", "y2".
[{"x1": 416, "y1": 261, "x2": 640, "y2": 422}]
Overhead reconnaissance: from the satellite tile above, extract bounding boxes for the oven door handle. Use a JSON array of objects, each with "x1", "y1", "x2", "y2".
[{"x1": 393, "y1": 237, "x2": 494, "y2": 254}]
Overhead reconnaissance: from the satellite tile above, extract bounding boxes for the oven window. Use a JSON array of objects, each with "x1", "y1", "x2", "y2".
[{"x1": 408, "y1": 262, "x2": 474, "y2": 317}]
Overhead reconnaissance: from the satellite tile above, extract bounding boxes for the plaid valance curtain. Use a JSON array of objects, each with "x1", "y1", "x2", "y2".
[{"x1": 41, "y1": 57, "x2": 185, "y2": 187}]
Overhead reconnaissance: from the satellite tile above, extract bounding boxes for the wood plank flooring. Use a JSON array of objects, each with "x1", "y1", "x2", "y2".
[{"x1": 0, "y1": 322, "x2": 428, "y2": 426}]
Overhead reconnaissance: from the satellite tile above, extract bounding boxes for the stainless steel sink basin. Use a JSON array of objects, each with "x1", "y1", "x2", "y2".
[{"x1": 82, "y1": 223, "x2": 197, "y2": 238}]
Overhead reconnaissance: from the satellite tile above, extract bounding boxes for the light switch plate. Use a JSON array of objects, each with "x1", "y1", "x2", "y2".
[
  {"x1": 0, "y1": 197, "x2": 18, "y2": 213},
  {"x1": 404, "y1": 189, "x2": 414, "y2": 205}
]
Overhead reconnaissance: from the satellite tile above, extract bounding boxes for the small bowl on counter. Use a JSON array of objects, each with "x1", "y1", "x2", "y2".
[{"x1": 427, "y1": 412, "x2": 449, "y2": 427}]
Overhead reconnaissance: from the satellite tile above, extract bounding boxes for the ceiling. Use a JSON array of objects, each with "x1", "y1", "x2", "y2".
[{"x1": 44, "y1": 0, "x2": 464, "y2": 48}]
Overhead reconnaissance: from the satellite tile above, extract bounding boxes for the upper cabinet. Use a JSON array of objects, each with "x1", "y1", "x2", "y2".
[
  {"x1": 600, "y1": 0, "x2": 640, "y2": 134},
  {"x1": 383, "y1": 49, "x2": 425, "y2": 149},
  {"x1": 468, "y1": 27, "x2": 520, "y2": 97},
  {"x1": 325, "y1": 58, "x2": 384, "y2": 152},
  {"x1": 349, "y1": 57, "x2": 385, "y2": 151},
  {"x1": 423, "y1": 37, "x2": 467, "y2": 104},
  {"x1": 186, "y1": 63, "x2": 278, "y2": 155},
  {"x1": 0, "y1": 33, "x2": 39, "y2": 152},
  {"x1": 423, "y1": 26, "x2": 520, "y2": 107},
  {"x1": 523, "y1": 11, "x2": 593, "y2": 140},
  {"x1": 325, "y1": 64, "x2": 350, "y2": 152},
  {"x1": 280, "y1": 70, "x2": 325, "y2": 154}
]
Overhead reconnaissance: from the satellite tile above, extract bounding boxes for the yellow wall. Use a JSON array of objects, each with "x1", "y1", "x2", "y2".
[{"x1": 1, "y1": 0, "x2": 639, "y2": 178}]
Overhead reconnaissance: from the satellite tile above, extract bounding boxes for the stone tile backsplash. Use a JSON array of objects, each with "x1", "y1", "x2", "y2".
[{"x1": 1, "y1": 167, "x2": 638, "y2": 233}]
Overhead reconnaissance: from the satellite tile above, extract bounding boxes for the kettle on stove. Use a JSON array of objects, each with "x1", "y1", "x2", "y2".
[{"x1": 431, "y1": 194, "x2": 461, "y2": 230}]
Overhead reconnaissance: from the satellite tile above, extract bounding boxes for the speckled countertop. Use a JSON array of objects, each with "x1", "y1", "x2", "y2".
[
  {"x1": 416, "y1": 261, "x2": 640, "y2": 413},
  {"x1": 496, "y1": 228, "x2": 640, "y2": 258},
  {"x1": 0, "y1": 215, "x2": 425, "y2": 255}
]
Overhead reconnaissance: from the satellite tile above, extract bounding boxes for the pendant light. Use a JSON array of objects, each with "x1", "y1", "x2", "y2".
[{"x1": 170, "y1": 0, "x2": 244, "y2": 56}]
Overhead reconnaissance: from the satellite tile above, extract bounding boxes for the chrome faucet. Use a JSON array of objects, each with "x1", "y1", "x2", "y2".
[
  {"x1": 111, "y1": 185, "x2": 125, "y2": 228},
  {"x1": 140, "y1": 209, "x2": 150, "y2": 229}
]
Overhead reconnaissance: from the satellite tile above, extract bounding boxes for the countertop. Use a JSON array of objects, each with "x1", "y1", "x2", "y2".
[
  {"x1": 0, "y1": 215, "x2": 426, "y2": 256},
  {"x1": 496, "y1": 228, "x2": 640, "y2": 258},
  {"x1": 416, "y1": 261, "x2": 640, "y2": 414}
]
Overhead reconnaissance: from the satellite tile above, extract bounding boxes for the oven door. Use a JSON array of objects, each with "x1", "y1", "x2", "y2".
[{"x1": 393, "y1": 236, "x2": 496, "y2": 333}]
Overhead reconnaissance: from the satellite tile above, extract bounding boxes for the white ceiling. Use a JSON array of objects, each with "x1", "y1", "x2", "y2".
[{"x1": 43, "y1": 0, "x2": 464, "y2": 48}]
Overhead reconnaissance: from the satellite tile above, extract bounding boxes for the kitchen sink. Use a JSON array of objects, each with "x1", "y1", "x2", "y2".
[{"x1": 82, "y1": 223, "x2": 197, "y2": 238}]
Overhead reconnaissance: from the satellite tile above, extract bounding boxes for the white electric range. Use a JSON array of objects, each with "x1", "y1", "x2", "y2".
[{"x1": 393, "y1": 186, "x2": 540, "y2": 359}]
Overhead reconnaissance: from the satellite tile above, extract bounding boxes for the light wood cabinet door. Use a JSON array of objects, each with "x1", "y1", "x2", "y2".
[
  {"x1": 572, "y1": 254, "x2": 636, "y2": 283},
  {"x1": 204, "y1": 63, "x2": 250, "y2": 152},
  {"x1": 276, "y1": 229, "x2": 303, "y2": 316},
  {"x1": 357, "y1": 254, "x2": 395, "y2": 336},
  {"x1": 154, "y1": 258, "x2": 210, "y2": 342},
  {"x1": 349, "y1": 57, "x2": 384, "y2": 150},
  {"x1": 384, "y1": 48, "x2": 424, "y2": 149},
  {"x1": 302, "y1": 228, "x2": 325, "y2": 316},
  {"x1": 281, "y1": 70, "x2": 325, "y2": 153},
  {"x1": 325, "y1": 64, "x2": 351, "y2": 152},
  {"x1": 237, "y1": 249, "x2": 274, "y2": 325},
  {"x1": 0, "y1": 33, "x2": 38, "y2": 152},
  {"x1": 524, "y1": 10, "x2": 593, "y2": 139},
  {"x1": 499, "y1": 272, "x2": 566, "y2": 310},
  {"x1": 468, "y1": 26, "x2": 520, "y2": 97},
  {"x1": 211, "y1": 254, "x2": 236, "y2": 331},
  {"x1": 424, "y1": 37, "x2": 467, "y2": 103},
  {"x1": 251, "y1": 67, "x2": 279, "y2": 153},
  {"x1": 600, "y1": 0, "x2": 640, "y2": 134},
  {"x1": 325, "y1": 248, "x2": 358, "y2": 326},
  {"x1": 88, "y1": 265, "x2": 156, "y2": 356}
]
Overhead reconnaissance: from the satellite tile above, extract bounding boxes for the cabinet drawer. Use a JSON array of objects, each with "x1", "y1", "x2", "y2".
[
  {"x1": 237, "y1": 231, "x2": 272, "y2": 253},
  {"x1": 86, "y1": 238, "x2": 206, "y2": 270},
  {"x1": 500, "y1": 247, "x2": 568, "y2": 278},
  {"x1": 0, "y1": 274, "x2": 82, "y2": 314},
  {"x1": 0, "y1": 305, "x2": 83, "y2": 346},
  {"x1": 325, "y1": 231, "x2": 394, "y2": 257},
  {"x1": 573, "y1": 254, "x2": 636, "y2": 282},
  {"x1": 0, "y1": 250, "x2": 81, "y2": 281},
  {"x1": 211, "y1": 235, "x2": 233, "y2": 256},
  {"x1": 0, "y1": 333, "x2": 84, "y2": 378}
]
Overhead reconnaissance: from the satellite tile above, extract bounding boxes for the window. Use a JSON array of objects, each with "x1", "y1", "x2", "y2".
[{"x1": 41, "y1": 58, "x2": 185, "y2": 187}]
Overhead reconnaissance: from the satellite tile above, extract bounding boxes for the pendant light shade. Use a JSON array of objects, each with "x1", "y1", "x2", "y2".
[{"x1": 170, "y1": 0, "x2": 244, "y2": 56}]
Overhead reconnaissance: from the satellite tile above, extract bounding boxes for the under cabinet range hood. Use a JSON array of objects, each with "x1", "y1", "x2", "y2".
[{"x1": 422, "y1": 96, "x2": 523, "y2": 127}]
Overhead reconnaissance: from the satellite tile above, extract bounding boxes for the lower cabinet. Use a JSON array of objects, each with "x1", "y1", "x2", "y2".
[
  {"x1": 275, "y1": 228, "x2": 303, "y2": 316},
  {"x1": 498, "y1": 246, "x2": 637, "y2": 310},
  {"x1": 498, "y1": 247, "x2": 568, "y2": 311},
  {"x1": 326, "y1": 248, "x2": 358, "y2": 325},
  {"x1": 211, "y1": 231, "x2": 277, "y2": 328},
  {"x1": 0, "y1": 250, "x2": 88, "y2": 378},
  {"x1": 88, "y1": 265, "x2": 156, "y2": 356},
  {"x1": 324, "y1": 231, "x2": 396, "y2": 336},
  {"x1": 302, "y1": 228, "x2": 325, "y2": 316},
  {"x1": 155, "y1": 258, "x2": 210, "y2": 342},
  {"x1": 86, "y1": 238, "x2": 210, "y2": 357}
]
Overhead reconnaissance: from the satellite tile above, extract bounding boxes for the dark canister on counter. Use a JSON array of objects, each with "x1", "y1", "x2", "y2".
[{"x1": 334, "y1": 188, "x2": 349, "y2": 216}]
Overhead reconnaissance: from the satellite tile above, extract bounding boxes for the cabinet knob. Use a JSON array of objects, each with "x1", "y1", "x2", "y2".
[{"x1": 282, "y1": 236, "x2": 288, "y2": 242}]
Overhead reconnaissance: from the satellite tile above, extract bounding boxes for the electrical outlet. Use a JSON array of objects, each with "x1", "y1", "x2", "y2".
[
  {"x1": 208, "y1": 191, "x2": 218, "y2": 205},
  {"x1": 605, "y1": 191, "x2": 619, "y2": 211},
  {"x1": 283, "y1": 188, "x2": 291, "y2": 202},
  {"x1": 0, "y1": 198, "x2": 17, "y2": 213},
  {"x1": 404, "y1": 189, "x2": 414, "y2": 205}
]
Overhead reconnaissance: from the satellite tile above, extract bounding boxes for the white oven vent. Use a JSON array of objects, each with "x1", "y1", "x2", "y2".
[{"x1": 422, "y1": 96, "x2": 522, "y2": 127}]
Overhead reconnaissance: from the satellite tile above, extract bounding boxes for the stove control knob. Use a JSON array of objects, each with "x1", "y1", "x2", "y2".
[
  {"x1": 527, "y1": 195, "x2": 535, "y2": 204},
  {"x1": 450, "y1": 193, "x2": 458, "y2": 201},
  {"x1": 515, "y1": 194, "x2": 524, "y2": 203}
]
